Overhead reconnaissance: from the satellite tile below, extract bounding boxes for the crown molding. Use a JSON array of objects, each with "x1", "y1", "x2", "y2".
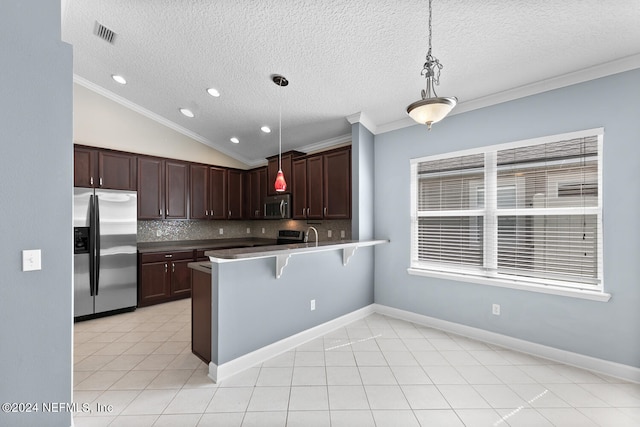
[
  {"x1": 346, "y1": 112, "x2": 377, "y2": 134},
  {"x1": 299, "y1": 133, "x2": 352, "y2": 154},
  {"x1": 73, "y1": 75, "x2": 255, "y2": 167}
]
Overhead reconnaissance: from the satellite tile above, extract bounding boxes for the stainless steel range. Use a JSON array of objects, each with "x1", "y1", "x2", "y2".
[{"x1": 276, "y1": 229, "x2": 306, "y2": 245}]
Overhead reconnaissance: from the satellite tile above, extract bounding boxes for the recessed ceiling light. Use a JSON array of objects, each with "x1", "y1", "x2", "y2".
[
  {"x1": 179, "y1": 108, "x2": 195, "y2": 118},
  {"x1": 111, "y1": 74, "x2": 127, "y2": 85},
  {"x1": 230, "y1": 137, "x2": 239, "y2": 144},
  {"x1": 261, "y1": 126, "x2": 271, "y2": 133},
  {"x1": 207, "y1": 88, "x2": 220, "y2": 97}
]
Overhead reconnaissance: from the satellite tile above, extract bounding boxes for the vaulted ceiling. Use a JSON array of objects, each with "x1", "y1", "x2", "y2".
[{"x1": 62, "y1": 0, "x2": 640, "y2": 165}]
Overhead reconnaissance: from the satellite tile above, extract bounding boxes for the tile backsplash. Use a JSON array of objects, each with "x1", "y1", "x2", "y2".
[{"x1": 138, "y1": 219, "x2": 352, "y2": 243}]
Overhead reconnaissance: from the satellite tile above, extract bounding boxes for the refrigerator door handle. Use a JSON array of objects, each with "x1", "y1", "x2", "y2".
[
  {"x1": 89, "y1": 194, "x2": 95, "y2": 297},
  {"x1": 95, "y1": 195, "x2": 101, "y2": 295}
]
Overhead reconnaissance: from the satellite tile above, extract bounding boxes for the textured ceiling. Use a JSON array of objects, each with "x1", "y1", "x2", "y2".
[{"x1": 62, "y1": 0, "x2": 640, "y2": 165}]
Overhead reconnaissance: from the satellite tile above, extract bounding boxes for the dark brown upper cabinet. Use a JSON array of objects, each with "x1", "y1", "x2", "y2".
[
  {"x1": 190, "y1": 165, "x2": 227, "y2": 220},
  {"x1": 245, "y1": 167, "x2": 267, "y2": 219},
  {"x1": 74, "y1": 145, "x2": 136, "y2": 190},
  {"x1": 323, "y1": 147, "x2": 351, "y2": 219},
  {"x1": 137, "y1": 156, "x2": 188, "y2": 220},
  {"x1": 227, "y1": 169, "x2": 244, "y2": 219},
  {"x1": 165, "y1": 160, "x2": 189, "y2": 219},
  {"x1": 291, "y1": 147, "x2": 351, "y2": 220}
]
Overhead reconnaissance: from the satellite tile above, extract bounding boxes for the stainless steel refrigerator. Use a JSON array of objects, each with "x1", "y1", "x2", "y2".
[{"x1": 73, "y1": 188, "x2": 137, "y2": 319}]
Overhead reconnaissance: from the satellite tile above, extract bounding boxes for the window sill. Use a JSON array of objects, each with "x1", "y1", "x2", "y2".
[{"x1": 407, "y1": 268, "x2": 611, "y2": 302}]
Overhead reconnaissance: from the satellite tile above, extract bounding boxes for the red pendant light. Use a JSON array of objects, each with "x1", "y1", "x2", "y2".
[
  {"x1": 274, "y1": 169, "x2": 287, "y2": 192},
  {"x1": 272, "y1": 74, "x2": 288, "y2": 192}
]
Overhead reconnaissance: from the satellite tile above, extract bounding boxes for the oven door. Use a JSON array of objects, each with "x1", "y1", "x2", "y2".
[{"x1": 264, "y1": 195, "x2": 291, "y2": 219}]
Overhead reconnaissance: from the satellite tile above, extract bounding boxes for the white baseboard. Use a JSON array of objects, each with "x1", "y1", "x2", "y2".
[
  {"x1": 206, "y1": 302, "x2": 640, "y2": 384},
  {"x1": 209, "y1": 304, "x2": 376, "y2": 383},
  {"x1": 373, "y1": 303, "x2": 640, "y2": 384}
]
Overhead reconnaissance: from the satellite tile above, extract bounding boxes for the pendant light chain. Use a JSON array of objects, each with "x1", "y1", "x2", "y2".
[
  {"x1": 279, "y1": 78, "x2": 282, "y2": 171},
  {"x1": 428, "y1": 0, "x2": 432, "y2": 54}
]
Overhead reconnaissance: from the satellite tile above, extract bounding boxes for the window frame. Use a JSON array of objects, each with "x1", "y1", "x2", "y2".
[{"x1": 409, "y1": 128, "x2": 609, "y2": 302}]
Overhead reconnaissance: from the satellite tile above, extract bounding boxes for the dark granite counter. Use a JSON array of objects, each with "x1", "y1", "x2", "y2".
[{"x1": 137, "y1": 238, "x2": 277, "y2": 254}]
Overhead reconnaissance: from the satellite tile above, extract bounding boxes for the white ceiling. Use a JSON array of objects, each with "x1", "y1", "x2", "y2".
[{"x1": 62, "y1": 0, "x2": 640, "y2": 166}]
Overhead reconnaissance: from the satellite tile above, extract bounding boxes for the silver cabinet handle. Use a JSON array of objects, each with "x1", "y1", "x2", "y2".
[
  {"x1": 229, "y1": 210, "x2": 232, "y2": 217},
  {"x1": 90, "y1": 177, "x2": 94, "y2": 186},
  {"x1": 159, "y1": 208, "x2": 162, "y2": 216},
  {"x1": 205, "y1": 210, "x2": 209, "y2": 216},
  {"x1": 164, "y1": 263, "x2": 168, "y2": 273},
  {"x1": 172, "y1": 263, "x2": 175, "y2": 273},
  {"x1": 166, "y1": 209, "x2": 169, "y2": 216},
  {"x1": 99, "y1": 177, "x2": 103, "y2": 186},
  {"x1": 164, "y1": 254, "x2": 172, "y2": 258},
  {"x1": 324, "y1": 207, "x2": 327, "y2": 216}
]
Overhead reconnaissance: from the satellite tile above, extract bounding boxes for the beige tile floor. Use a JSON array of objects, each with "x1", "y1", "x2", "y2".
[{"x1": 72, "y1": 299, "x2": 640, "y2": 426}]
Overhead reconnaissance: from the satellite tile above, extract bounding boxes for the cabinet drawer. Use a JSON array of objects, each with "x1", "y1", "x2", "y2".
[{"x1": 140, "y1": 250, "x2": 194, "y2": 263}]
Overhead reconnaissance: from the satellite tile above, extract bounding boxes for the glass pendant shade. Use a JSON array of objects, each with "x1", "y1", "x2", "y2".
[
  {"x1": 407, "y1": 96, "x2": 457, "y2": 129},
  {"x1": 274, "y1": 169, "x2": 287, "y2": 192}
]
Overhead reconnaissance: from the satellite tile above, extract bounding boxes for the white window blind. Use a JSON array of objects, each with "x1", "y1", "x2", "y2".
[{"x1": 410, "y1": 129, "x2": 603, "y2": 291}]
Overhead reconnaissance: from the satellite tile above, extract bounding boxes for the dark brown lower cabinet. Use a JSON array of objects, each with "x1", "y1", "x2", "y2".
[
  {"x1": 138, "y1": 250, "x2": 193, "y2": 307},
  {"x1": 191, "y1": 268, "x2": 212, "y2": 364}
]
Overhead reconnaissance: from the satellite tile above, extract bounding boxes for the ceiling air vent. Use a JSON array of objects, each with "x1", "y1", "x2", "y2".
[{"x1": 94, "y1": 21, "x2": 117, "y2": 44}]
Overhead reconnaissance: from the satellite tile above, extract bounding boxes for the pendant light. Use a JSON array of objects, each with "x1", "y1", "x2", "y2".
[
  {"x1": 406, "y1": 0, "x2": 457, "y2": 130},
  {"x1": 273, "y1": 74, "x2": 288, "y2": 192}
]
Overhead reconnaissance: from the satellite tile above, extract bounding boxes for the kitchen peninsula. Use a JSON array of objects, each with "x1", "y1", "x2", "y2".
[{"x1": 189, "y1": 239, "x2": 387, "y2": 383}]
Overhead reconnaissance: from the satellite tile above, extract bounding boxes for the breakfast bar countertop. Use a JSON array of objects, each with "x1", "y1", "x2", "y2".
[{"x1": 205, "y1": 239, "x2": 389, "y2": 261}]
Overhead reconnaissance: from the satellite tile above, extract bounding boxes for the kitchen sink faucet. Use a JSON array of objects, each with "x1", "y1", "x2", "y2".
[{"x1": 305, "y1": 226, "x2": 318, "y2": 246}]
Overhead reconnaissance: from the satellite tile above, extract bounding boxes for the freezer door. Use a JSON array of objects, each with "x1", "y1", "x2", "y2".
[
  {"x1": 94, "y1": 189, "x2": 138, "y2": 314},
  {"x1": 73, "y1": 188, "x2": 95, "y2": 317}
]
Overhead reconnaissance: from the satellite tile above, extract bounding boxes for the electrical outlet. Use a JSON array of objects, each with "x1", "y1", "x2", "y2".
[
  {"x1": 262, "y1": 228, "x2": 265, "y2": 234},
  {"x1": 156, "y1": 229, "x2": 162, "y2": 237},
  {"x1": 22, "y1": 249, "x2": 42, "y2": 271},
  {"x1": 492, "y1": 304, "x2": 501, "y2": 316},
  {"x1": 328, "y1": 230, "x2": 332, "y2": 238},
  {"x1": 246, "y1": 227, "x2": 251, "y2": 234},
  {"x1": 310, "y1": 299, "x2": 316, "y2": 311},
  {"x1": 219, "y1": 228, "x2": 224, "y2": 235},
  {"x1": 340, "y1": 230, "x2": 345, "y2": 238}
]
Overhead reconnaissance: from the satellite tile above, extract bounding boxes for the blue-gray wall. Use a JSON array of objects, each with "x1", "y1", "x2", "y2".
[
  {"x1": 215, "y1": 248, "x2": 375, "y2": 364},
  {"x1": 373, "y1": 69, "x2": 640, "y2": 367},
  {"x1": 352, "y1": 123, "x2": 375, "y2": 240},
  {"x1": 0, "y1": 2, "x2": 73, "y2": 427}
]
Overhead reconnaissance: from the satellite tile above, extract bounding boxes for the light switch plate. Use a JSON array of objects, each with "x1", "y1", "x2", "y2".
[{"x1": 22, "y1": 249, "x2": 42, "y2": 271}]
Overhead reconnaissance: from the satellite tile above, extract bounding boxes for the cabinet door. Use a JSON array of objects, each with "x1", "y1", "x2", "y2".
[
  {"x1": 74, "y1": 146, "x2": 97, "y2": 188},
  {"x1": 170, "y1": 259, "x2": 192, "y2": 297},
  {"x1": 190, "y1": 164, "x2": 209, "y2": 220},
  {"x1": 139, "y1": 262, "x2": 170, "y2": 305},
  {"x1": 138, "y1": 156, "x2": 164, "y2": 219},
  {"x1": 323, "y1": 148, "x2": 351, "y2": 219},
  {"x1": 307, "y1": 155, "x2": 324, "y2": 219},
  {"x1": 247, "y1": 168, "x2": 267, "y2": 219},
  {"x1": 99, "y1": 151, "x2": 137, "y2": 190},
  {"x1": 292, "y1": 158, "x2": 308, "y2": 219},
  {"x1": 227, "y1": 169, "x2": 243, "y2": 219},
  {"x1": 208, "y1": 167, "x2": 227, "y2": 219},
  {"x1": 165, "y1": 160, "x2": 188, "y2": 219}
]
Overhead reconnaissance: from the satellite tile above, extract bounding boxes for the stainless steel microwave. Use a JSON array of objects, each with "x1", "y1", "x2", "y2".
[{"x1": 264, "y1": 194, "x2": 291, "y2": 219}]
